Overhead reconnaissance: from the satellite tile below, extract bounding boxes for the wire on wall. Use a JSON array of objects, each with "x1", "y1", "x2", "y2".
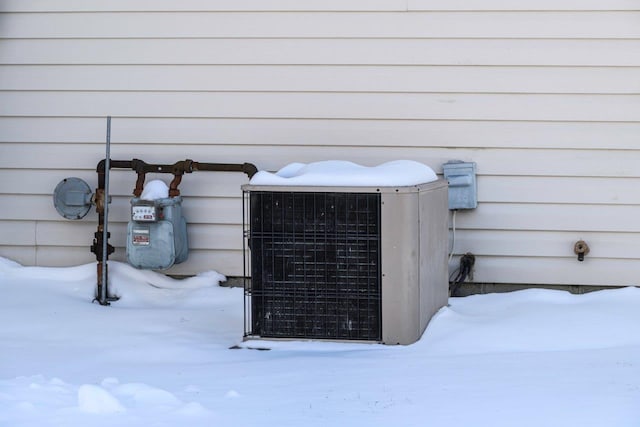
[{"x1": 448, "y1": 209, "x2": 457, "y2": 266}]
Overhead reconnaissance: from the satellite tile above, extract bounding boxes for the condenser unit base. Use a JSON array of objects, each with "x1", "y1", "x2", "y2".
[{"x1": 242, "y1": 180, "x2": 449, "y2": 345}]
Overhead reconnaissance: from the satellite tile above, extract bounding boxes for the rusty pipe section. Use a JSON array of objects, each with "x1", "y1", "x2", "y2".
[{"x1": 96, "y1": 159, "x2": 257, "y2": 197}]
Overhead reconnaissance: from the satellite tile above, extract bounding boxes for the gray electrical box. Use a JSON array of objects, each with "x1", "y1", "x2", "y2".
[
  {"x1": 443, "y1": 160, "x2": 477, "y2": 210},
  {"x1": 126, "y1": 196, "x2": 189, "y2": 270},
  {"x1": 53, "y1": 177, "x2": 93, "y2": 220}
]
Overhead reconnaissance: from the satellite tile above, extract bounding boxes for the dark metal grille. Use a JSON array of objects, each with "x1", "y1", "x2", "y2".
[{"x1": 245, "y1": 191, "x2": 381, "y2": 341}]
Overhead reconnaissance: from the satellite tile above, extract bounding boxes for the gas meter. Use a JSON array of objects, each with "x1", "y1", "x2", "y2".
[
  {"x1": 52, "y1": 135, "x2": 258, "y2": 304},
  {"x1": 127, "y1": 194, "x2": 189, "y2": 270}
]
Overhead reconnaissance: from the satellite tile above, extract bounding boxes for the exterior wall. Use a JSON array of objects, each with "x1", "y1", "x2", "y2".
[{"x1": 1, "y1": 1, "x2": 639, "y2": 285}]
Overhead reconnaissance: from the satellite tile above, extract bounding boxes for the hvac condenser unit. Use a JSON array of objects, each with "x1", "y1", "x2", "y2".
[{"x1": 242, "y1": 180, "x2": 448, "y2": 345}]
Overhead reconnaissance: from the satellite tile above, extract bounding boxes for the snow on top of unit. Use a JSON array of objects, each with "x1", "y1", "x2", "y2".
[
  {"x1": 249, "y1": 160, "x2": 438, "y2": 186},
  {"x1": 140, "y1": 179, "x2": 169, "y2": 200}
]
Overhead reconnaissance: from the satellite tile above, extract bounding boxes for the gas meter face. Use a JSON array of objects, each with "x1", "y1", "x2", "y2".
[{"x1": 132, "y1": 204, "x2": 157, "y2": 222}]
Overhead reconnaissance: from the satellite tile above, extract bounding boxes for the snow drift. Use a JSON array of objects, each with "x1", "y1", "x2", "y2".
[{"x1": 1, "y1": 257, "x2": 639, "y2": 427}]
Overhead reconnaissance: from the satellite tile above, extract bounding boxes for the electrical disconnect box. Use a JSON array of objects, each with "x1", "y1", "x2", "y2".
[
  {"x1": 443, "y1": 160, "x2": 477, "y2": 210},
  {"x1": 126, "y1": 196, "x2": 189, "y2": 270}
]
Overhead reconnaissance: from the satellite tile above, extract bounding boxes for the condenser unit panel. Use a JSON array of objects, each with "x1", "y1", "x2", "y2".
[
  {"x1": 249, "y1": 191, "x2": 382, "y2": 341},
  {"x1": 243, "y1": 180, "x2": 449, "y2": 345}
]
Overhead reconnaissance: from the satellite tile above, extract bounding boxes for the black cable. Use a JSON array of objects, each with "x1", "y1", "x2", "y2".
[{"x1": 449, "y1": 253, "x2": 475, "y2": 297}]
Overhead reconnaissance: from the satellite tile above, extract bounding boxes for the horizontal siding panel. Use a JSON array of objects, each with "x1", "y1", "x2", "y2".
[
  {"x1": 0, "y1": 170, "x2": 247, "y2": 198},
  {"x1": 455, "y1": 230, "x2": 640, "y2": 260},
  {"x1": 32, "y1": 246, "x2": 121, "y2": 269},
  {"x1": 3, "y1": 195, "x2": 640, "y2": 233},
  {"x1": 470, "y1": 256, "x2": 639, "y2": 286},
  {"x1": 22, "y1": 248, "x2": 640, "y2": 284},
  {"x1": 5, "y1": 170, "x2": 636, "y2": 206},
  {"x1": 0, "y1": 143, "x2": 253, "y2": 170},
  {"x1": 35, "y1": 221, "x2": 103, "y2": 247},
  {"x1": 2, "y1": 92, "x2": 639, "y2": 122},
  {"x1": 0, "y1": 117, "x2": 108, "y2": 143},
  {"x1": 3, "y1": 117, "x2": 640, "y2": 150},
  {"x1": 9, "y1": 230, "x2": 640, "y2": 282},
  {"x1": 455, "y1": 203, "x2": 640, "y2": 233},
  {"x1": 36, "y1": 221, "x2": 243, "y2": 250},
  {"x1": 187, "y1": 224, "x2": 243, "y2": 250},
  {"x1": 4, "y1": 39, "x2": 639, "y2": 67},
  {"x1": 164, "y1": 249, "x2": 243, "y2": 276},
  {"x1": 30, "y1": 223, "x2": 640, "y2": 262},
  {"x1": 0, "y1": 0, "x2": 407, "y2": 12},
  {"x1": 408, "y1": 0, "x2": 640, "y2": 11},
  {"x1": 0, "y1": 194, "x2": 117, "y2": 221},
  {"x1": 0, "y1": 246, "x2": 36, "y2": 266},
  {"x1": 30, "y1": 246, "x2": 244, "y2": 276},
  {"x1": 2, "y1": 0, "x2": 638, "y2": 12},
  {"x1": 0, "y1": 221, "x2": 35, "y2": 245},
  {"x1": 0, "y1": 195, "x2": 242, "y2": 224},
  {"x1": 3, "y1": 65, "x2": 639, "y2": 94},
  {"x1": 3, "y1": 144, "x2": 640, "y2": 178},
  {"x1": 0, "y1": 169, "x2": 140, "y2": 197},
  {"x1": 478, "y1": 176, "x2": 640, "y2": 205},
  {"x1": 2, "y1": 12, "x2": 639, "y2": 39}
]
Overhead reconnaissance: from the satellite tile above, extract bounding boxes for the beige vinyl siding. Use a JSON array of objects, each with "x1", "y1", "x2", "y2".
[
  {"x1": 3, "y1": 39, "x2": 639, "y2": 66},
  {"x1": 3, "y1": 66, "x2": 640, "y2": 94},
  {"x1": 1, "y1": 1, "x2": 638, "y2": 285},
  {"x1": 2, "y1": 0, "x2": 639, "y2": 12},
  {"x1": 1, "y1": 12, "x2": 639, "y2": 39},
  {"x1": 0, "y1": 0, "x2": 410, "y2": 13}
]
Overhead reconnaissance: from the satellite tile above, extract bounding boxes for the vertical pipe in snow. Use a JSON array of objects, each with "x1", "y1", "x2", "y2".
[{"x1": 100, "y1": 116, "x2": 111, "y2": 305}]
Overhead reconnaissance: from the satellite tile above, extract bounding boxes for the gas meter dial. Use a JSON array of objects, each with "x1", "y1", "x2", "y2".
[{"x1": 131, "y1": 203, "x2": 157, "y2": 222}]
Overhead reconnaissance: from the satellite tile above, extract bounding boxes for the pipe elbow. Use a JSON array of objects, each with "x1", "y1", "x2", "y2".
[
  {"x1": 243, "y1": 163, "x2": 258, "y2": 178},
  {"x1": 96, "y1": 159, "x2": 106, "y2": 173}
]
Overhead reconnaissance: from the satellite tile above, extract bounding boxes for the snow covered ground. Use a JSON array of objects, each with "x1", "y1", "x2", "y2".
[{"x1": 1, "y1": 256, "x2": 639, "y2": 427}]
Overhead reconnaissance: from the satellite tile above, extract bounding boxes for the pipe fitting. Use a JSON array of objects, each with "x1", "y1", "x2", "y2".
[{"x1": 573, "y1": 240, "x2": 590, "y2": 262}]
